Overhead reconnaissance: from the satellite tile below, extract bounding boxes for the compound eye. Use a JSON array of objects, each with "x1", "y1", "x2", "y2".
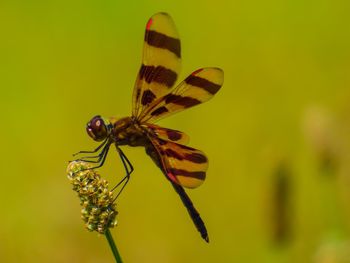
[
  {"x1": 92, "y1": 117, "x2": 104, "y2": 130},
  {"x1": 86, "y1": 115, "x2": 107, "y2": 141}
]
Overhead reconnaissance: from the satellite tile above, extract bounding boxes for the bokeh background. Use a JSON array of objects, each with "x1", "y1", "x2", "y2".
[{"x1": 1, "y1": 0, "x2": 350, "y2": 262}]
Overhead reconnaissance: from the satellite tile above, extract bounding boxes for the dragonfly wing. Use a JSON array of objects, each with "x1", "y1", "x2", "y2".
[
  {"x1": 144, "y1": 123, "x2": 190, "y2": 145},
  {"x1": 132, "y1": 13, "x2": 181, "y2": 118},
  {"x1": 148, "y1": 136, "x2": 208, "y2": 189},
  {"x1": 138, "y1": 67, "x2": 224, "y2": 123}
]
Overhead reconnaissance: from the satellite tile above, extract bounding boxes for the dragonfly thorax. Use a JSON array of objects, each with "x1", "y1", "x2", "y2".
[{"x1": 111, "y1": 116, "x2": 148, "y2": 147}]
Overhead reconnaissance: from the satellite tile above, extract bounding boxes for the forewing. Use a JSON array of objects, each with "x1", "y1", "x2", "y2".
[
  {"x1": 132, "y1": 13, "x2": 181, "y2": 118},
  {"x1": 139, "y1": 67, "x2": 224, "y2": 123},
  {"x1": 150, "y1": 137, "x2": 208, "y2": 189}
]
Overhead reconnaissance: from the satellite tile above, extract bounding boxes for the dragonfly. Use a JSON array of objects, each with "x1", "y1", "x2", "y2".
[{"x1": 75, "y1": 12, "x2": 224, "y2": 242}]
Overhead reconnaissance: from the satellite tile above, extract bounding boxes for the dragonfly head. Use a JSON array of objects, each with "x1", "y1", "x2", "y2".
[{"x1": 86, "y1": 115, "x2": 112, "y2": 141}]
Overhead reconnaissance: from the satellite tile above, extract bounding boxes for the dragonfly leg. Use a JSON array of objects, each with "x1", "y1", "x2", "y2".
[
  {"x1": 75, "y1": 142, "x2": 111, "y2": 168},
  {"x1": 88, "y1": 143, "x2": 111, "y2": 169},
  {"x1": 72, "y1": 139, "x2": 108, "y2": 157},
  {"x1": 112, "y1": 146, "x2": 134, "y2": 201},
  {"x1": 75, "y1": 145, "x2": 109, "y2": 162},
  {"x1": 75, "y1": 154, "x2": 102, "y2": 160}
]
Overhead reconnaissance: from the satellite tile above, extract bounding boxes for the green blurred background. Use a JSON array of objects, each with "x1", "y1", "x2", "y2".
[{"x1": 1, "y1": 0, "x2": 350, "y2": 262}]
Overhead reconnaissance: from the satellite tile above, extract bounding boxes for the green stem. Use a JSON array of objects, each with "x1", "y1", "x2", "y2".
[{"x1": 105, "y1": 229, "x2": 123, "y2": 263}]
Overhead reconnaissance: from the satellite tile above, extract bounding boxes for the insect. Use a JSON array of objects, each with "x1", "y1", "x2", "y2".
[{"x1": 75, "y1": 12, "x2": 224, "y2": 242}]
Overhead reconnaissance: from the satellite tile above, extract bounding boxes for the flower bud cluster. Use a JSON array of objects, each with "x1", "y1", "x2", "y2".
[{"x1": 67, "y1": 161, "x2": 118, "y2": 234}]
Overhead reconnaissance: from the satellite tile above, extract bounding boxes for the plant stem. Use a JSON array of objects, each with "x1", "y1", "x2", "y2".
[{"x1": 105, "y1": 229, "x2": 123, "y2": 263}]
